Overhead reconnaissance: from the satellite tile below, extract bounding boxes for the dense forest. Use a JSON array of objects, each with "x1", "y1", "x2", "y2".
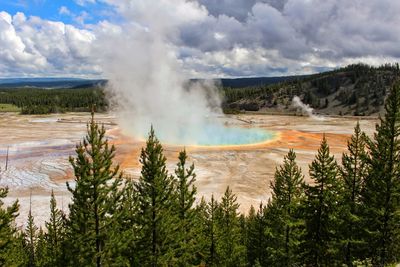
[
  {"x1": 0, "y1": 87, "x2": 107, "y2": 114},
  {"x1": 1, "y1": 81, "x2": 400, "y2": 266},
  {"x1": 223, "y1": 63, "x2": 400, "y2": 116}
]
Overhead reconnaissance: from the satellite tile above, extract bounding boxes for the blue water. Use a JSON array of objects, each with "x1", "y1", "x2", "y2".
[{"x1": 196, "y1": 125, "x2": 275, "y2": 146}]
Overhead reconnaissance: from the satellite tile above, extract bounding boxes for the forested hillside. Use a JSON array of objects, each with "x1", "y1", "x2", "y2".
[
  {"x1": 223, "y1": 63, "x2": 400, "y2": 116},
  {"x1": 1, "y1": 80, "x2": 400, "y2": 266}
]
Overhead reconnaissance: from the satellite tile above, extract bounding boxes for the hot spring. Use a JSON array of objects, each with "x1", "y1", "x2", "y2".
[{"x1": 153, "y1": 122, "x2": 276, "y2": 147}]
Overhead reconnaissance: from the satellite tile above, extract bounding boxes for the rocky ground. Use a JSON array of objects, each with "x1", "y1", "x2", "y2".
[{"x1": 0, "y1": 112, "x2": 377, "y2": 227}]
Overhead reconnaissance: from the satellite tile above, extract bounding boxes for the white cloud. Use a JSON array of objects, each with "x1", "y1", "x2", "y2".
[
  {"x1": 58, "y1": 6, "x2": 71, "y2": 16},
  {"x1": 0, "y1": 11, "x2": 98, "y2": 77},
  {"x1": 1, "y1": 0, "x2": 400, "y2": 77},
  {"x1": 74, "y1": 0, "x2": 96, "y2": 6}
]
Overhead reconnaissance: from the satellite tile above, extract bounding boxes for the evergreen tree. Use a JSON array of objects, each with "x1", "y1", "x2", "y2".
[
  {"x1": 301, "y1": 136, "x2": 341, "y2": 266},
  {"x1": 362, "y1": 81, "x2": 400, "y2": 265},
  {"x1": 66, "y1": 113, "x2": 123, "y2": 266},
  {"x1": 268, "y1": 149, "x2": 304, "y2": 266},
  {"x1": 135, "y1": 126, "x2": 178, "y2": 266},
  {"x1": 246, "y1": 203, "x2": 268, "y2": 266},
  {"x1": 173, "y1": 149, "x2": 199, "y2": 266},
  {"x1": 40, "y1": 191, "x2": 66, "y2": 266},
  {"x1": 0, "y1": 187, "x2": 23, "y2": 266},
  {"x1": 25, "y1": 207, "x2": 38, "y2": 267},
  {"x1": 339, "y1": 122, "x2": 369, "y2": 265},
  {"x1": 108, "y1": 178, "x2": 140, "y2": 266},
  {"x1": 215, "y1": 187, "x2": 246, "y2": 267},
  {"x1": 199, "y1": 195, "x2": 219, "y2": 267}
]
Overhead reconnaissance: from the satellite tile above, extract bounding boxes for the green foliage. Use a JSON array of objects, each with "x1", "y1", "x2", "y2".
[
  {"x1": 0, "y1": 87, "x2": 107, "y2": 114},
  {"x1": 361, "y1": 81, "x2": 400, "y2": 265},
  {"x1": 339, "y1": 122, "x2": 369, "y2": 265},
  {"x1": 215, "y1": 187, "x2": 246, "y2": 266},
  {"x1": 25, "y1": 208, "x2": 38, "y2": 266},
  {"x1": 36, "y1": 191, "x2": 67, "y2": 267},
  {"x1": 0, "y1": 187, "x2": 27, "y2": 266},
  {"x1": 267, "y1": 149, "x2": 305, "y2": 266},
  {"x1": 222, "y1": 63, "x2": 399, "y2": 115},
  {"x1": 301, "y1": 136, "x2": 342, "y2": 266},
  {"x1": 246, "y1": 203, "x2": 269, "y2": 266},
  {"x1": 174, "y1": 149, "x2": 201, "y2": 266},
  {"x1": 65, "y1": 113, "x2": 123, "y2": 266},
  {"x1": 4, "y1": 85, "x2": 400, "y2": 266},
  {"x1": 134, "y1": 126, "x2": 179, "y2": 266}
]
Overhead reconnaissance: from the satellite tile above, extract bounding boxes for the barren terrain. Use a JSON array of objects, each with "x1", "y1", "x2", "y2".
[{"x1": 0, "y1": 112, "x2": 377, "y2": 227}]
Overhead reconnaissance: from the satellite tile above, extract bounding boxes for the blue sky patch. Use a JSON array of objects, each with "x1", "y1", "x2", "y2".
[{"x1": 0, "y1": 0, "x2": 115, "y2": 26}]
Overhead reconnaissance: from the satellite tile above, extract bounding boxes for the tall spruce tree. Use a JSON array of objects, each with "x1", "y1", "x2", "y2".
[
  {"x1": 246, "y1": 203, "x2": 268, "y2": 267},
  {"x1": 301, "y1": 136, "x2": 341, "y2": 266},
  {"x1": 108, "y1": 178, "x2": 140, "y2": 266},
  {"x1": 362, "y1": 81, "x2": 400, "y2": 265},
  {"x1": 66, "y1": 112, "x2": 122, "y2": 266},
  {"x1": 25, "y1": 207, "x2": 38, "y2": 267},
  {"x1": 173, "y1": 149, "x2": 199, "y2": 266},
  {"x1": 197, "y1": 195, "x2": 219, "y2": 267},
  {"x1": 215, "y1": 186, "x2": 246, "y2": 267},
  {"x1": 339, "y1": 122, "x2": 369, "y2": 265},
  {"x1": 0, "y1": 187, "x2": 22, "y2": 265},
  {"x1": 268, "y1": 149, "x2": 304, "y2": 266},
  {"x1": 40, "y1": 191, "x2": 66, "y2": 266},
  {"x1": 135, "y1": 126, "x2": 178, "y2": 266}
]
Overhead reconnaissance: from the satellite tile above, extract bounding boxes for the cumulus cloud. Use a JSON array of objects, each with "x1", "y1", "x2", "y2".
[
  {"x1": 0, "y1": 11, "x2": 98, "y2": 77},
  {"x1": 1, "y1": 0, "x2": 400, "y2": 77}
]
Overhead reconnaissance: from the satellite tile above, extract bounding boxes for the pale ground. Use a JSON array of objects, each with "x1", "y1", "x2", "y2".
[{"x1": 0, "y1": 112, "x2": 377, "y2": 228}]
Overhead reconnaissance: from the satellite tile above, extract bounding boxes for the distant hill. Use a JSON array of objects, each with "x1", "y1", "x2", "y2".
[
  {"x1": 218, "y1": 76, "x2": 305, "y2": 88},
  {"x1": 0, "y1": 78, "x2": 107, "y2": 89},
  {"x1": 223, "y1": 63, "x2": 400, "y2": 116}
]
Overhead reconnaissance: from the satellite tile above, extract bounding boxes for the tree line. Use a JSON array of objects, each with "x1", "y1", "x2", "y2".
[
  {"x1": 1, "y1": 81, "x2": 400, "y2": 266},
  {"x1": 0, "y1": 87, "x2": 107, "y2": 114}
]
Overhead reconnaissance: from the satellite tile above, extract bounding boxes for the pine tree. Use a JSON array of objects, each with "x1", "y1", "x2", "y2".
[
  {"x1": 0, "y1": 187, "x2": 22, "y2": 265},
  {"x1": 215, "y1": 186, "x2": 246, "y2": 267},
  {"x1": 339, "y1": 122, "x2": 369, "y2": 265},
  {"x1": 301, "y1": 136, "x2": 341, "y2": 266},
  {"x1": 25, "y1": 207, "x2": 38, "y2": 267},
  {"x1": 135, "y1": 126, "x2": 178, "y2": 266},
  {"x1": 361, "y1": 81, "x2": 400, "y2": 265},
  {"x1": 268, "y1": 149, "x2": 304, "y2": 266},
  {"x1": 65, "y1": 112, "x2": 122, "y2": 266},
  {"x1": 173, "y1": 149, "x2": 199, "y2": 266},
  {"x1": 108, "y1": 178, "x2": 140, "y2": 266},
  {"x1": 40, "y1": 191, "x2": 66, "y2": 266},
  {"x1": 199, "y1": 195, "x2": 219, "y2": 267},
  {"x1": 246, "y1": 203, "x2": 268, "y2": 266}
]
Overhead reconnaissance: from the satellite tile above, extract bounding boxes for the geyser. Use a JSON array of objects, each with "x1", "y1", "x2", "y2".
[{"x1": 97, "y1": 0, "x2": 272, "y2": 145}]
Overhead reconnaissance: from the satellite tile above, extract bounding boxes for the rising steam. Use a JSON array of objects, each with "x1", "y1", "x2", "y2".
[
  {"x1": 292, "y1": 96, "x2": 325, "y2": 121},
  {"x1": 96, "y1": 1, "x2": 225, "y2": 145}
]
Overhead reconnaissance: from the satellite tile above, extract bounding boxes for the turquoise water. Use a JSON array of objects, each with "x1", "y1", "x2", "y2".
[{"x1": 196, "y1": 124, "x2": 275, "y2": 146}]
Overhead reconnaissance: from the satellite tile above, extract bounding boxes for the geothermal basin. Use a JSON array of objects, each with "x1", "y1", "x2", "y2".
[{"x1": 0, "y1": 112, "x2": 377, "y2": 226}]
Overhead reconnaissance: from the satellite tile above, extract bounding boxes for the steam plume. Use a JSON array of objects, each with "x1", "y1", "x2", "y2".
[
  {"x1": 97, "y1": 1, "x2": 223, "y2": 145},
  {"x1": 292, "y1": 96, "x2": 325, "y2": 121}
]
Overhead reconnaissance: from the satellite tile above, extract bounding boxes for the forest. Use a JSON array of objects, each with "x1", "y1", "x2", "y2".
[
  {"x1": 223, "y1": 63, "x2": 400, "y2": 115},
  {"x1": 0, "y1": 81, "x2": 400, "y2": 266},
  {"x1": 0, "y1": 87, "x2": 107, "y2": 114}
]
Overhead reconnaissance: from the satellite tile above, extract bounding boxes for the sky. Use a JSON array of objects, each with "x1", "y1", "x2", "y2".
[{"x1": 0, "y1": 0, "x2": 399, "y2": 78}]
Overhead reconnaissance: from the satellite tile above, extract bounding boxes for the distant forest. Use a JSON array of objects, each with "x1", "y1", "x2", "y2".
[
  {"x1": 0, "y1": 63, "x2": 399, "y2": 116},
  {"x1": 1, "y1": 80, "x2": 400, "y2": 266},
  {"x1": 0, "y1": 88, "x2": 107, "y2": 114},
  {"x1": 223, "y1": 63, "x2": 400, "y2": 116}
]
